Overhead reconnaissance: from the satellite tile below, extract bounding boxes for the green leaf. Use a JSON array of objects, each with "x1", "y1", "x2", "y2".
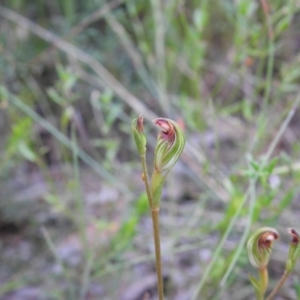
[
  {"x1": 249, "y1": 274, "x2": 261, "y2": 299},
  {"x1": 18, "y1": 141, "x2": 36, "y2": 162},
  {"x1": 135, "y1": 192, "x2": 149, "y2": 216},
  {"x1": 278, "y1": 189, "x2": 295, "y2": 212},
  {"x1": 47, "y1": 87, "x2": 66, "y2": 106},
  {"x1": 249, "y1": 274, "x2": 260, "y2": 292},
  {"x1": 266, "y1": 157, "x2": 278, "y2": 175}
]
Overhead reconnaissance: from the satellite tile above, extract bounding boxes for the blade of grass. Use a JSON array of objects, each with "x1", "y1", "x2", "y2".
[
  {"x1": 150, "y1": 0, "x2": 168, "y2": 112},
  {"x1": 104, "y1": 12, "x2": 157, "y2": 95}
]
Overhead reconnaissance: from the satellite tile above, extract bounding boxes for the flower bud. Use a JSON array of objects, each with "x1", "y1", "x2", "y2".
[
  {"x1": 286, "y1": 228, "x2": 300, "y2": 272},
  {"x1": 151, "y1": 118, "x2": 185, "y2": 207},
  {"x1": 152, "y1": 118, "x2": 185, "y2": 176},
  {"x1": 132, "y1": 115, "x2": 146, "y2": 155},
  {"x1": 247, "y1": 227, "x2": 279, "y2": 269}
]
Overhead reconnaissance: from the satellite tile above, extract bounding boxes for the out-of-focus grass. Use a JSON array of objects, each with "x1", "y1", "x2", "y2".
[{"x1": 0, "y1": 0, "x2": 300, "y2": 299}]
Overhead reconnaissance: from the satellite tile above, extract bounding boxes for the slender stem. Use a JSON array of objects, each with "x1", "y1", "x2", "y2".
[
  {"x1": 266, "y1": 270, "x2": 291, "y2": 300},
  {"x1": 140, "y1": 154, "x2": 164, "y2": 299},
  {"x1": 259, "y1": 267, "x2": 268, "y2": 299},
  {"x1": 152, "y1": 207, "x2": 164, "y2": 300},
  {"x1": 140, "y1": 154, "x2": 153, "y2": 208}
]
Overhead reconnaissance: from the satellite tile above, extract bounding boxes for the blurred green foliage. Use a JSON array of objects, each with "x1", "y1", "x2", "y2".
[{"x1": 0, "y1": 0, "x2": 300, "y2": 299}]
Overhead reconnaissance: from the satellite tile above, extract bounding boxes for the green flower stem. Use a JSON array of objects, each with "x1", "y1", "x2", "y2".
[
  {"x1": 259, "y1": 267, "x2": 268, "y2": 300},
  {"x1": 266, "y1": 270, "x2": 291, "y2": 300},
  {"x1": 140, "y1": 154, "x2": 153, "y2": 208},
  {"x1": 151, "y1": 170, "x2": 166, "y2": 208},
  {"x1": 140, "y1": 154, "x2": 164, "y2": 300},
  {"x1": 151, "y1": 207, "x2": 164, "y2": 300}
]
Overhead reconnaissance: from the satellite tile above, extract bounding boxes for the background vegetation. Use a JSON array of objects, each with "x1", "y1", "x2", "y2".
[{"x1": 0, "y1": 0, "x2": 300, "y2": 299}]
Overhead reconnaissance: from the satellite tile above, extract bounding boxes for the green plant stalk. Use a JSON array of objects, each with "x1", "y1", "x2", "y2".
[
  {"x1": 266, "y1": 270, "x2": 291, "y2": 300},
  {"x1": 140, "y1": 154, "x2": 153, "y2": 208},
  {"x1": 151, "y1": 207, "x2": 164, "y2": 300},
  {"x1": 140, "y1": 154, "x2": 164, "y2": 300},
  {"x1": 259, "y1": 267, "x2": 268, "y2": 300}
]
